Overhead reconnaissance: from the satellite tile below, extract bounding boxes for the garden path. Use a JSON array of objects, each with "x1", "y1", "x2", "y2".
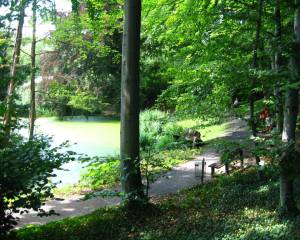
[{"x1": 16, "y1": 118, "x2": 249, "y2": 228}]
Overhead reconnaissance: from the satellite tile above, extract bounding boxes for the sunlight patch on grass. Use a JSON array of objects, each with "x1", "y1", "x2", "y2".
[
  {"x1": 200, "y1": 122, "x2": 230, "y2": 141},
  {"x1": 52, "y1": 184, "x2": 90, "y2": 198},
  {"x1": 256, "y1": 185, "x2": 272, "y2": 194},
  {"x1": 177, "y1": 119, "x2": 230, "y2": 142}
]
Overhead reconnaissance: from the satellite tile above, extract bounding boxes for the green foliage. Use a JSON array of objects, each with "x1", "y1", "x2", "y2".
[
  {"x1": 44, "y1": 81, "x2": 72, "y2": 119},
  {"x1": 139, "y1": 0, "x2": 296, "y2": 122},
  {"x1": 140, "y1": 110, "x2": 185, "y2": 151},
  {"x1": 215, "y1": 140, "x2": 244, "y2": 165},
  {"x1": 0, "y1": 65, "x2": 10, "y2": 101},
  {"x1": 36, "y1": 0, "x2": 295, "y2": 121},
  {"x1": 0, "y1": 134, "x2": 76, "y2": 236},
  {"x1": 142, "y1": 0, "x2": 247, "y2": 118},
  {"x1": 68, "y1": 89, "x2": 107, "y2": 114},
  {"x1": 0, "y1": 82, "x2": 76, "y2": 236},
  {"x1": 14, "y1": 166, "x2": 300, "y2": 240},
  {"x1": 38, "y1": 1, "x2": 123, "y2": 116},
  {"x1": 80, "y1": 156, "x2": 120, "y2": 190},
  {"x1": 253, "y1": 134, "x2": 300, "y2": 177},
  {"x1": 79, "y1": 149, "x2": 199, "y2": 195},
  {"x1": 43, "y1": 81, "x2": 106, "y2": 119},
  {"x1": 140, "y1": 110, "x2": 169, "y2": 144}
]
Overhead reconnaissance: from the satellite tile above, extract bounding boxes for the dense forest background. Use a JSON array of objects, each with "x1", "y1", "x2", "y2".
[{"x1": 3, "y1": 0, "x2": 294, "y2": 120}]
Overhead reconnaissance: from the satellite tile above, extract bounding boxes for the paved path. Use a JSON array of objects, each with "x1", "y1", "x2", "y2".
[{"x1": 16, "y1": 118, "x2": 249, "y2": 228}]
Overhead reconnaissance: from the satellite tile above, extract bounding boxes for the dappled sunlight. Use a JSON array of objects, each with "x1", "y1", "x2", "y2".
[
  {"x1": 224, "y1": 208, "x2": 290, "y2": 240},
  {"x1": 256, "y1": 184, "x2": 274, "y2": 194},
  {"x1": 241, "y1": 207, "x2": 275, "y2": 220},
  {"x1": 61, "y1": 208, "x2": 76, "y2": 212},
  {"x1": 16, "y1": 195, "x2": 121, "y2": 229},
  {"x1": 222, "y1": 222, "x2": 290, "y2": 240}
]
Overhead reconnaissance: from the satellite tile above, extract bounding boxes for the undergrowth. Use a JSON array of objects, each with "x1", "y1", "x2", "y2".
[{"x1": 14, "y1": 166, "x2": 300, "y2": 240}]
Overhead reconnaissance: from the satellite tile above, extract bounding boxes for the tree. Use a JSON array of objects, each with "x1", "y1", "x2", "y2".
[
  {"x1": 39, "y1": 1, "x2": 123, "y2": 116},
  {"x1": 29, "y1": 0, "x2": 37, "y2": 139},
  {"x1": 249, "y1": 0, "x2": 264, "y2": 166},
  {"x1": 120, "y1": 0, "x2": 145, "y2": 208},
  {"x1": 279, "y1": 0, "x2": 300, "y2": 215},
  {"x1": 273, "y1": 0, "x2": 284, "y2": 134},
  {"x1": 3, "y1": 0, "x2": 27, "y2": 139}
]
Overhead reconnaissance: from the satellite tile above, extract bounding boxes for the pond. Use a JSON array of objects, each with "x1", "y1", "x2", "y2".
[{"x1": 34, "y1": 117, "x2": 120, "y2": 186}]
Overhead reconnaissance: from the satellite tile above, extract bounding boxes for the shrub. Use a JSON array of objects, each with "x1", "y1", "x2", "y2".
[
  {"x1": 0, "y1": 134, "x2": 76, "y2": 236},
  {"x1": 140, "y1": 109, "x2": 185, "y2": 151},
  {"x1": 140, "y1": 109, "x2": 168, "y2": 142},
  {"x1": 80, "y1": 156, "x2": 120, "y2": 190}
]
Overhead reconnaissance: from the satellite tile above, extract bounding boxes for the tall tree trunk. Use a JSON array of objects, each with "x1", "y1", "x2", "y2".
[
  {"x1": 29, "y1": 0, "x2": 37, "y2": 140},
  {"x1": 120, "y1": 0, "x2": 145, "y2": 208},
  {"x1": 3, "y1": 0, "x2": 26, "y2": 139},
  {"x1": 280, "y1": 0, "x2": 300, "y2": 215},
  {"x1": 249, "y1": 0, "x2": 264, "y2": 165},
  {"x1": 274, "y1": 0, "x2": 284, "y2": 134}
]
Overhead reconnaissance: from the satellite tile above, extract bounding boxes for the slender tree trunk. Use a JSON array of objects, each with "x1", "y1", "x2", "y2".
[
  {"x1": 29, "y1": 0, "x2": 37, "y2": 140},
  {"x1": 280, "y1": 0, "x2": 300, "y2": 215},
  {"x1": 120, "y1": 0, "x2": 145, "y2": 208},
  {"x1": 3, "y1": 0, "x2": 26, "y2": 138},
  {"x1": 250, "y1": 0, "x2": 264, "y2": 165},
  {"x1": 280, "y1": 173, "x2": 298, "y2": 214},
  {"x1": 274, "y1": 0, "x2": 284, "y2": 134}
]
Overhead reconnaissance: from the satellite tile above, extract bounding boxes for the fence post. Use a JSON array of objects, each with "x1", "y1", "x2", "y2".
[
  {"x1": 195, "y1": 162, "x2": 200, "y2": 177},
  {"x1": 201, "y1": 158, "x2": 206, "y2": 183}
]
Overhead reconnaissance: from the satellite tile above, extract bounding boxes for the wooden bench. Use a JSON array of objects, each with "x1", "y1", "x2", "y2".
[{"x1": 208, "y1": 162, "x2": 224, "y2": 176}]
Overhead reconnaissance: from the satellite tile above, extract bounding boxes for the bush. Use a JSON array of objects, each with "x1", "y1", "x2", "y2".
[
  {"x1": 80, "y1": 156, "x2": 120, "y2": 190},
  {"x1": 140, "y1": 109, "x2": 168, "y2": 140},
  {"x1": 0, "y1": 134, "x2": 76, "y2": 236},
  {"x1": 140, "y1": 110, "x2": 185, "y2": 151}
]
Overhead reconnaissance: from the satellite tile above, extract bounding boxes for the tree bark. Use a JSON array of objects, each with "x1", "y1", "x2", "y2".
[
  {"x1": 280, "y1": 0, "x2": 300, "y2": 216},
  {"x1": 249, "y1": 0, "x2": 264, "y2": 166},
  {"x1": 3, "y1": 0, "x2": 26, "y2": 139},
  {"x1": 280, "y1": 174, "x2": 298, "y2": 214},
  {"x1": 29, "y1": 0, "x2": 37, "y2": 140},
  {"x1": 274, "y1": 0, "x2": 284, "y2": 134},
  {"x1": 120, "y1": 0, "x2": 145, "y2": 208}
]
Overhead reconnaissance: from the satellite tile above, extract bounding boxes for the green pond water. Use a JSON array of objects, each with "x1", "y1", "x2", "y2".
[{"x1": 34, "y1": 117, "x2": 120, "y2": 186}]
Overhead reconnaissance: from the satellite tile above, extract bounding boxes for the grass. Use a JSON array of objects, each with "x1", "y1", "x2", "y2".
[
  {"x1": 14, "y1": 166, "x2": 300, "y2": 240},
  {"x1": 52, "y1": 184, "x2": 90, "y2": 198},
  {"x1": 177, "y1": 118, "x2": 230, "y2": 142}
]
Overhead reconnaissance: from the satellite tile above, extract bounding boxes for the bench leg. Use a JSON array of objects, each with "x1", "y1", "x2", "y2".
[
  {"x1": 211, "y1": 167, "x2": 215, "y2": 177},
  {"x1": 225, "y1": 164, "x2": 229, "y2": 175}
]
